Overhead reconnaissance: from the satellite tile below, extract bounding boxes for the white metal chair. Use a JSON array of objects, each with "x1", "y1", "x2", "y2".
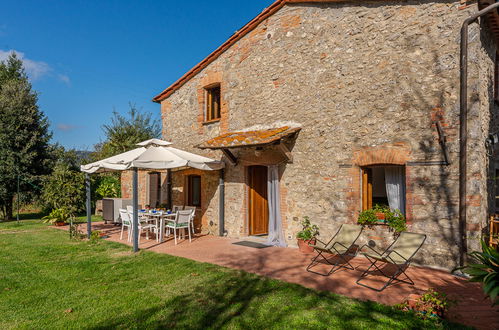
[
  {"x1": 165, "y1": 210, "x2": 192, "y2": 245},
  {"x1": 126, "y1": 211, "x2": 159, "y2": 243},
  {"x1": 144, "y1": 211, "x2": 161, "y2": 242},
  {"x1": 119, "y1": 208, "x2": 132, "y2": 241},
  {"x1": 184, "y1": 206, "x2": 196, "y2": 234}
]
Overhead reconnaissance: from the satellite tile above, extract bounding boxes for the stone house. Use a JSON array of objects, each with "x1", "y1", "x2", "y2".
[{"x1": 122, "y1": 0, "x2": 499, "y2": 269}]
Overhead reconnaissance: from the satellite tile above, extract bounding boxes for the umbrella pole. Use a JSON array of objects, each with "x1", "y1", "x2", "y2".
[
  {"x1": 86, "y1": 174, "x2": 91, "y2": 238},
  {"x1": 133, "y1": 168, "x2": 139, "y2": 252}
]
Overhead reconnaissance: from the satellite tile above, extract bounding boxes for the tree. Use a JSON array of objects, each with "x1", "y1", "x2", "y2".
[
  {"x1": 0, "y1": 53, "x2": 52, "y2": 220},
  {"x1": 92, "y1": 104, "x2": 161, "y2": 160}
]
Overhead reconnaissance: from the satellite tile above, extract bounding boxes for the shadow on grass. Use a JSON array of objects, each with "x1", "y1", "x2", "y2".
[{"x1": 88, "y1": 270, "x2": 458, "y2": 329}]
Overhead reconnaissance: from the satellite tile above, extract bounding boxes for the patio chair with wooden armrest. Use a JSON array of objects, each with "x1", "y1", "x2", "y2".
[
  {"x1": 356, "y1": 231, "x2": 426, "y2": 292},
  {"x1": 306, "y1": 224, "x2": 363, "y2": 276}
]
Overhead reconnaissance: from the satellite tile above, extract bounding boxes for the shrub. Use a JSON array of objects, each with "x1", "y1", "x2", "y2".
[
  {"x1": 456, "y1": 240, "x2": 499, "y2": 305},
  {"x1": 95, "y1": 175, "x2": 120, "y2": 199},
  {"x1": 41, "y1": 163, "x2": 85, "y2": 216},
  {"x1": 42, "y1": 208, "x2": 70, "y2": 224}
]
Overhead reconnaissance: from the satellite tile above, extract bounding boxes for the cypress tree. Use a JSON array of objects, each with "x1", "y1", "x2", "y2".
[{"x1": 0, "y1": 53, "x2": 52, "y2": 220}]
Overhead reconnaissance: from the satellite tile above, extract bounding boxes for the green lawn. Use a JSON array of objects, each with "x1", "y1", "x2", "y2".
[{"x1": 0, "y1": 220, "x2": 467, "y2": 329}]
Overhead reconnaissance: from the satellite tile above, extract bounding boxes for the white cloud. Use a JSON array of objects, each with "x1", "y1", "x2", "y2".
[
  {"x1": 57, "y1": 123, "x2": 79, "y2": 132},
  {"x1": 0, "y1": 49, "x2": 51, "y2": 80}
]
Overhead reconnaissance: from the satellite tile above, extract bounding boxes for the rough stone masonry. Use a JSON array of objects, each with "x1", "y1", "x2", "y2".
[{"x1": 123, "y1": 0, "x2": 499, "y2": 270}]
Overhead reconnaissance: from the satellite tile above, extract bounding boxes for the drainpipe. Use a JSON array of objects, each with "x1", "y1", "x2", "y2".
[
  {"x1": 459, "y1": 1, "x2": 499, "y2": 267},
  {"x1": 219, "y1": 169, "x2": 225, "y2": 236}
]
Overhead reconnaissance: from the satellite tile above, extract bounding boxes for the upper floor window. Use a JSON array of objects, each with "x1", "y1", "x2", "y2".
[{"x1": 205, "y1": 84, "x2": 221, "y2": 122}]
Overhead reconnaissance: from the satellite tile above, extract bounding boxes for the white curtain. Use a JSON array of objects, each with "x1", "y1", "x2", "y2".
[
  {"x1": 266, "y1": 165, "x2": 287, "y2": 247},
  {"x1": 385, "y1": 166, "x2": 406, "y2": 215}
]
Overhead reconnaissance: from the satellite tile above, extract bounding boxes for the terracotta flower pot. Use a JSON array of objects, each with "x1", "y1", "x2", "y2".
[
  {"x1": 55, "y1": 221, "x2": 66, "y2": 227},
  {"x1": 297, "y1": 238, "x2": 316, "y2": 253}
]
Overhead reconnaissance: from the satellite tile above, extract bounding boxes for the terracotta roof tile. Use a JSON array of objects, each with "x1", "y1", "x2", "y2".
[{"x1": 197, "y1": 126, "x2": 301, "y2": 149}]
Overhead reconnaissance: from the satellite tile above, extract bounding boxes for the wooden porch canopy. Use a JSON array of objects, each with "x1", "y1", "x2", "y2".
[{"x1": 197, "y1": 126, "x2": 301, "y2": 165}]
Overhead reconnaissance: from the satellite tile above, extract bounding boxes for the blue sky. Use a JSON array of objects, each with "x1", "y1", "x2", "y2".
[{"x1": 0, "y1": 0, "x2": 274, "y2": 150}]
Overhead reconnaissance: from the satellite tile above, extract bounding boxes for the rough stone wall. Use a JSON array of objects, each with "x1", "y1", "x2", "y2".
[
  {"x1": 121, "y1": 170, "x2": 168, "y2": 208},
  {"x1": 169, "y1": 169, "x2": 220, "y2": 234},
  {"x1": 158, "y1": 1, "x2": 496, "y2": 269}
]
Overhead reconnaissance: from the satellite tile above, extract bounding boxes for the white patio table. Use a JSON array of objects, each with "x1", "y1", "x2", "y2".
[
  {"x1": 138, "y1": 211, "x2": 163, "y2": 242},
  {"x1": 140, "y1": 211, "x2": 176, "y2": 243}
]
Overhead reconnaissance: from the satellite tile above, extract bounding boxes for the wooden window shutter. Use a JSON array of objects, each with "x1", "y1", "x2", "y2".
[{"x1": 361, "y1": 168, "x2": 373, "y2": 210}]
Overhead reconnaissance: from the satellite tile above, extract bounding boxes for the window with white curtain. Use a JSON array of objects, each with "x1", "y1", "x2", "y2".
[{"x1": 361, "y1": 165, "x2": 406, "y2": 214}]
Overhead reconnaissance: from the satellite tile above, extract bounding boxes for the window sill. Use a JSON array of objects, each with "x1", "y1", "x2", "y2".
[{"x1": 202, "y1": 119, "x2": 220, "y2": 125}]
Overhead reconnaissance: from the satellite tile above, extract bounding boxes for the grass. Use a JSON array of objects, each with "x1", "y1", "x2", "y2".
[{"x1": 0, "y1": 219, "x2": 468, "y2": 329}]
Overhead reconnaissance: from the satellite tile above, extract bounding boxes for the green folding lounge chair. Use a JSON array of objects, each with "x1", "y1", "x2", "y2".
[
  {"x1": 356, "y1": 231, "x2": 426, "y2": 291},
  {"x1": 306, "y1": 224, "x2": 363, "y2": 276}
]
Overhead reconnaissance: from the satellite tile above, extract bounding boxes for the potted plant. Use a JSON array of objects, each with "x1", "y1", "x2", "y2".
[
  {"x1": 42, "y1": 208, "x2": 71, "y2": 226},
  {"x1": 373, "y1": 204, "x2": 388, "y2": 222},
  {"x1": 357, "y1": 209, "x2": 378, "y2": 226},
  {"x1": 358, "y1": 207, "x2": 407, "y2": 233},
  {"x1": 385, "y1": 209, "x2": 407, "y2": 233},
  {"x1": 398, "y1": 288, "x2": 454, "y2": 319},
  {"x1": 296, "y1": 216, "x2": 319, "y2": 253}
]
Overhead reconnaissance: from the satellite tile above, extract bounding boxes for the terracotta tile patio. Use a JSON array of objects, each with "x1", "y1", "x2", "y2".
[{"x1": 66, "y1": 223, "x2": 499, "y2": 329}]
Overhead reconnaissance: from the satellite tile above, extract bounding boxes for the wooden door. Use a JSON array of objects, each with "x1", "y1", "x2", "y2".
[
  {"x1": 248, "y1": 166, "x2": 269, "y2": 236},
  {"x1": 148, "y1": 172, "x2": 161, "y2": 208}
]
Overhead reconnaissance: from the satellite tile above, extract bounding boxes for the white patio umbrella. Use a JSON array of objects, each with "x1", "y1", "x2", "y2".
[
  {"x1": 80, "y1": 138, "x2": 224, "y2": 252},
  {"x1": 81, "y1": 138, "x2": 223, "y2": 173}
]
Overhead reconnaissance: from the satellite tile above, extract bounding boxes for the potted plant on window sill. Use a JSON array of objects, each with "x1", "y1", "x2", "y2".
[
  {"x1": 296, "y1": 216, "x2": 319, "y2": 253},
  {"x1": 373, "y1": 204, "x2": 388, "y2": 223},
  {"x1": 357, "y1": 207, "x2": 407, "y2": 233}
]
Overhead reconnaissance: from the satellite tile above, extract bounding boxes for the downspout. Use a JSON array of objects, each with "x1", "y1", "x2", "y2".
[
  {"x1": 219, "y1": 169, "x2": 225, "y2": 236},
  {"x1": 459, "y1": 2, "x2": 499, "y2": 267}
]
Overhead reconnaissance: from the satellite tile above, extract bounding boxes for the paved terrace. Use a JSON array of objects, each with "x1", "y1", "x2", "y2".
[{"x1": 60, "y1": 222, "x2": 498, "y2": 329}]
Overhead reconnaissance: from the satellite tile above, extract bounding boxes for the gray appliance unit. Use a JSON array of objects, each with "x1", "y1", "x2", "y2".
[{"x1": 102, "y1": 198, "x2": 132, "y2": 224}]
